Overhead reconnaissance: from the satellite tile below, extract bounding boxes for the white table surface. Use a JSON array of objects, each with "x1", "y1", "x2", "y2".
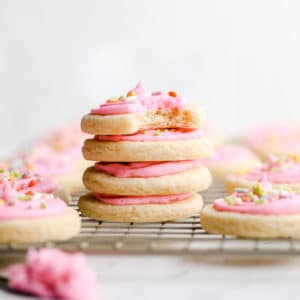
[{"x1": 1, "y1": 254, "x2": 300, "y2": 300}]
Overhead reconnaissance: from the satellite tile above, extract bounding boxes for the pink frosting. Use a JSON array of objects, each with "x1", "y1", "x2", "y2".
[
  {"x1": 214, "y1": 178, "x2": 300, "y2": 215},
  {"x1": 91, "y1": 82, "x2": 187, "y2": 115},
  {"x1": 0, "y1": 183, "x2": 66, "y2": 220},
  {"x1": 202, "y1": 144, "x2": 257, "y2": 164},
  {"x1": 6, "y1": 248, "x2": 96, "y2": 300},
  {"x1": 243, "y1": 122, "x2": 300, "y2": 154},
  {"x1": 94, "y1": 160, "x2": 202, "y2": 178},
  {"x1": 214, "y1": 194, "x2": 300, "y2": 215},
  {"x1": 243, "y1": 156, "x2": 300, "y2": 184},
  {"x1": 24, "y1": 123, "x2": 88, "y2": 178},
  {"x1": 94, "y1": 192, "x2": 192, "y2": 205},
  {"x1": 24, "y1": 145, "x2": 74, "y2": 177},
  {"x1": 0, "y1": 168, "x2": 57, "y2": 194},
  {"x1": 96, "y1": 128, "x2": 204, "y2": 142}
]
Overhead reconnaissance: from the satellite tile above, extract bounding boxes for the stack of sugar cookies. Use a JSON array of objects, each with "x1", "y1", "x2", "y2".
[{"x1": 79, "y1": 82, "x2": 214, "y2": 222}]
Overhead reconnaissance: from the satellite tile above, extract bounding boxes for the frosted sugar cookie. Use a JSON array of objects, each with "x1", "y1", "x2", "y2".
[
  {"x1": 226, "y1": 155, "x2": 300, "y2": 194},
  {"x1": 201, "y1": 181, "x2": 300, "y2": 238},
  {"x1": 81, "y1": 82, "x2": 205, "y2": 135},
  {"x1": 0, "y1": 183, "x2": 80, "y2": 243},
  {"x1": 83, "y1": 128, "x2": 213, "y2": 162},
  {"x1": 0, "y1": 167, "x2": 70, "y2": 203},
  {"x1": 25, "y1": 124, "x2": 90, "y2": 194},
  {"x1": 83, "y1": 160, "x2": 212, "y2": 195},
  {"x1": 79, "y1": 192, "x2": 202, "y2": 223},
  {"x1": 241, "y1": 122, "x2": 300, "y2": 158},
  {"x1": 202, "y1": 144, "x2": 261, "y2": 179}
]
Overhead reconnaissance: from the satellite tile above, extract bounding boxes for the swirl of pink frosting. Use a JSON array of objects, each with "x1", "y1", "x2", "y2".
[
  {"x1": 94, "y1": 160, "x2": 202, "y2": 178},
  {"x1": 243, "y1": 122, "x2": 300, "y2": 154},
  {"x1": 95, "y1": 128, "x2": 204, "y2": 142},
  {"x1": 214, "y1": 179, "x2": 300, "y2": 215},
  {"x1": 0, "y1": 183, "x2": 66, "y2": 220},
  {"x1": 243, "y1": 156, "x2": 300, "y2": 184},
  {"x1": 93, "y1": 192, "x2": 192, "y2": 205},
  {"x1": 201, "y1": 144, "x2": 257, "y2": 164},
  {"x1": 91, "y1": 82, "x2": 187, "y2": 115},
  {"x1": 7, "y1": 248, "x2": 96, "y2": 300},
  {"x1": 0, "y1": 168, "x2": 57, "y2": 193}
]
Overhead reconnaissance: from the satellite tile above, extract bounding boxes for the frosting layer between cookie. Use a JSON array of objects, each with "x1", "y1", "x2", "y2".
[
  {"x1": 93, "y1": 192, "x2": 192, "y2": 205},
  {"x1": 94, "y1": 160, "x2": 202, "y2": 178}
]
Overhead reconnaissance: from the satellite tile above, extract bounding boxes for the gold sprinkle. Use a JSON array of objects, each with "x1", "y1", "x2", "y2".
[
  {"x1": 40, "y1": 202, "x2": 47, "y2": 209},
  {"x1": 126, "y1": 91, "x2": 136, "y2": 97}
]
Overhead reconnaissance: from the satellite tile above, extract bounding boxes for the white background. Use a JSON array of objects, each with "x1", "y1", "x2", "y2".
[{"x1": 1, "y1": 0, "x2": 300, "y2": 157}]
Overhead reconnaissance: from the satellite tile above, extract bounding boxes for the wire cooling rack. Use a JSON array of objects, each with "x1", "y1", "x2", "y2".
[{"x1": 1, "y1": 183, "x2": 300, "y2": 256}]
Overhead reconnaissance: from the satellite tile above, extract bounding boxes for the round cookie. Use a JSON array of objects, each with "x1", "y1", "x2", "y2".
[
  {"x1": 83, "y1": 165, "x2": 212, "y2": 195},
  {"x1": 0, "y1": 168, "x2": 71, "y2": 204},
  {"x1": 82, "y1": 107, "x2": 204, "y2": 136},
  {"x1": 83, "y1": 128, "x2": 213, "y2": 162},
  {"x1": 201, "y1": 204, "x2": 300, "y2": 239},
  {"x1": 24, "y1": 123, "x2": 89, "y2": 194},
  {"x1": 241, "y1": 122, "x2": 300, "y2": 159},
  {"x1": 225, "y1": 155, "x2": 300, "y2": 194},
  {"x1": 81, "y1": 82, "x2": 205, "y2": 135},
  {"x1": 201, "y1": 144, "x2": 261, "y2": 179},
  {"x1": 201, "y1": 181, "x2": 300, "y2": 238},
  {"x1": 0, "y1": 207, "x2": 80, "y2": 243},
  {"x1": 79, "y1": 192, "x2": 203, "y2": 223},
  {"x1": 0, "y1": 184, "x2": 80, "y2": 243}
]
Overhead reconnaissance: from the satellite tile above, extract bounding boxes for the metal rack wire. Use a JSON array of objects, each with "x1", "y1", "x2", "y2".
[{"x1": 1, "y1": 183, "x2": 300, "y2": 256}]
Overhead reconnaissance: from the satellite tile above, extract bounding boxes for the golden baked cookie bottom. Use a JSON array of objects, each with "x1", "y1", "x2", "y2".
[
  {"x1": 0, "y1": 207, "x2": 81, "y2": 243},
  {"x1": 201, "y1": 204, "x2": 300, "y2": 239},
  {"x1": 79, "y1": 193, "x2": 203, "y2": 223}
]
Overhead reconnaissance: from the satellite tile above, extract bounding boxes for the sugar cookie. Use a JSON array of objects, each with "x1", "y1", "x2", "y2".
[
  {"x1": 81, "y1": 82, "x2": 205, "y2": 135},
  {"x1": 226, "y1": 155, "x2": 300, "y2": 194},
  {"x1": 201, "y1": 181, "x2": 300, "y2": 238},
  {"x1": 83, "y1": 128, "x2": 213, "y2": 162},
  {"x1": 79, "y1": 192, "x2": 202, "y2": 223},
  {"x1": 241, "y1": 122, "x2": 300, "y2": 158},
  {"x1": 24, "y1": 124, "x2": 90, "y2": 194},
  {"x1": 0, "y1": 183, "x2": 80, "y2": 243},
  {"x1": 83, "y1": 162, "x2": 211, "y2": 195},
  {"x1": 202, "y1": 144, "x2": 261, "y2": 179}
]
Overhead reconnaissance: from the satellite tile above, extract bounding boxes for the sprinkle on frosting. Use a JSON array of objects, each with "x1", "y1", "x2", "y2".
[
  {"x1": 214, "y1": 176, "x2": 300, "y2": 215},
  {"x1": 91, "y1": 82, "x2": 187, "y2": 115},
  {"x1": 0, "y1": 182, "x2": 66, "y2": 220},
  {"x1": 0, "y1": 167, "x2": 57, "y2": 194},
  {"x1": 6, "y1": 248, "x2": 96, "y2": 300}
]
